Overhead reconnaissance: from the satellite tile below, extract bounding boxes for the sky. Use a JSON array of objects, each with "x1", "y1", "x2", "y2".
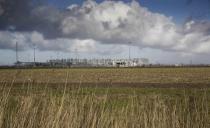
[{"x1": 0, "y1": 0, "x2": 210, "y2": 65}]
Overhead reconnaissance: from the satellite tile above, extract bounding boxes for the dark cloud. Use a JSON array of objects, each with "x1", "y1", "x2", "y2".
[
  {"x1": 0, "y1": 0, "x2": 4, "y2": 15},
  {"x1": 0, "y1": 0, "x2": 92, "y2": 39},
  {"x1": 0, "y1": 0, "x2": 33, "y2": 28},
  {"x1": 0, "y1": 0, "x2": 58, "y2": 36},
  {"x1": 29, "y1": 5, "x2": 65, "y2": 38}
]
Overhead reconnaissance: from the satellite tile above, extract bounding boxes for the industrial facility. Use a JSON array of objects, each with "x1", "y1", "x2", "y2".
[
  {"x1": 14, "y1": 58, "x2": 150, "y2": 68},
  {"x1": 12, "y1": 41, "x2": 150, "y2": 68},
  {"x1": 10, "y1": 42, "x2": 210, "y2": 68},
  {"x1": 48, "y1": 58, "x2": 149, "y2": 67}
]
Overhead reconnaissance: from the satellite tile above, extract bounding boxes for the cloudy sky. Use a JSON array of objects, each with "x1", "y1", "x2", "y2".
[{"x1": 0, "y1": 0, "x2": 210, "y2": 65}]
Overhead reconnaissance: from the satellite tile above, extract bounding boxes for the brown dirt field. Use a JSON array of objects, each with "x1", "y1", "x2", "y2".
[{"x1": 1, "y1": 68, "x2": 210, "y2": 88}]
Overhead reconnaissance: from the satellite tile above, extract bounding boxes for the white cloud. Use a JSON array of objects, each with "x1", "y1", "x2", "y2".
[
  {"x1": 0, "y1": 31, "x2": 118, "y2": 54},
  {"x1": 61, "y1": 0, "x2": 210, "y2": 54},
  {"x1": 0, "y1": 31, "x2": 30, "y2": 50},
  {"x1": 29, "y1": 32, "x2": 98, "y2": 53},
  {"x1": 63, "y1": 0, "x2": 174, "y2": 45},
  {"x1": 70, "y1": 39, "x2": 96, "y2": 52}
]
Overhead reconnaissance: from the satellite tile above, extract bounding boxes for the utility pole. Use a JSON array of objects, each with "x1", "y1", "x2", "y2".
[
  {"x1": 16, "y1": 42, "x2": 19, "y2": 63},
  {"x1": 190, "y1": 59, "x2": 192, "y2": 65},
  {"x1": 33, "y1": 44, "x2": 36, "y2": 67},
  {"x1": 57, "y1": 52, "x2": 60, "y2": 60},
  {"x1": 75, "y1": 48, "x2": 78, "y2": 64},
  {"x1": 128, "y1": 42, "x2": 132, "y2": 67},
  {"x1": 129, "y1": 42, "x2": 131, "y2": 60}
]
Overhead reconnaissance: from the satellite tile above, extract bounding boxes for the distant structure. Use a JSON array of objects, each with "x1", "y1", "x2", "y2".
[
  {"x1": 74, "y1": 48, "x2": 79, "y2": 64},
  {"x1": 16, "y1": 42, "x2": 19, "y2": 63},
  {"x1": 33, "y1": 44, "x2": 36, "y2": 66},
  {"x1": 11, "y1": 57, "x2": 210, "y2": 68},
  {"x1": 14, "y1": 42, "x2": 22, "y2": 66},
  {"x1": 13, "y1": 42, "x2": 150, "y2": 68},
  {"x1": 128, "y1": 42, "x2": 131, "y2": 60},
  {"x1": 48, "y1": 58, "x2": 150, "y2": 68}
]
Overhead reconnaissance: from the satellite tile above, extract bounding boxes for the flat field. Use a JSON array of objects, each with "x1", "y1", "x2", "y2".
[
  {"x1": 1, "y1": 67, "x2": 210, "y2": 87},
  {"x1": 0, "y1": 67, "x2": 210, "y2": 128}
]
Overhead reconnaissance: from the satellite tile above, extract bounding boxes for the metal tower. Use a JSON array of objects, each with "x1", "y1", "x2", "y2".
[
  {"x1": 16, "y1": 42, "x2": 19, "y2": 63},
  {"x1": 128, "y1": 42, "x2": 132, "y2": 60},
  {"x1": 33, "y1": 44, "x2": 36, "y2": 66}
]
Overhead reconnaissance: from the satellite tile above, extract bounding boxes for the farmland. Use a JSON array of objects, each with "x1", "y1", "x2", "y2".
[
  {"x1": 0, "y1": 67, "x2": 210, "y2": 128},
  {"x1": 1, "y1": 67, "x2": 210, "y2": 87}
]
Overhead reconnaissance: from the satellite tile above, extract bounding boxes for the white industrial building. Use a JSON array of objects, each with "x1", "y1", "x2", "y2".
[{"x1": 112, "y1": 58, "x2": 149, "y2": 67}]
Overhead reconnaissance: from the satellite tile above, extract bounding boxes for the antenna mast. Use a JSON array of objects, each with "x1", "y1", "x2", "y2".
[
  {"x1": 33, "y1": 44, "x2": 36, "y2": 66},
  {"x1": 129, "y1": 42, "x2": 131, "y2": 60},
  {"x1": 16, "y1": 42, "x2": 18, "y2": 63},
  {"x1": 128, "y1": 42, "x2": 132, "y2": 67},
  {"x1": 75, "y1": 48, "x2": 78, "y2": 64}
]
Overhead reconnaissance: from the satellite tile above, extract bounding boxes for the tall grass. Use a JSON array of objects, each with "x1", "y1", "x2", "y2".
[{"x1": 0, "y1": 81, "x2": 209, "y2": 128}]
